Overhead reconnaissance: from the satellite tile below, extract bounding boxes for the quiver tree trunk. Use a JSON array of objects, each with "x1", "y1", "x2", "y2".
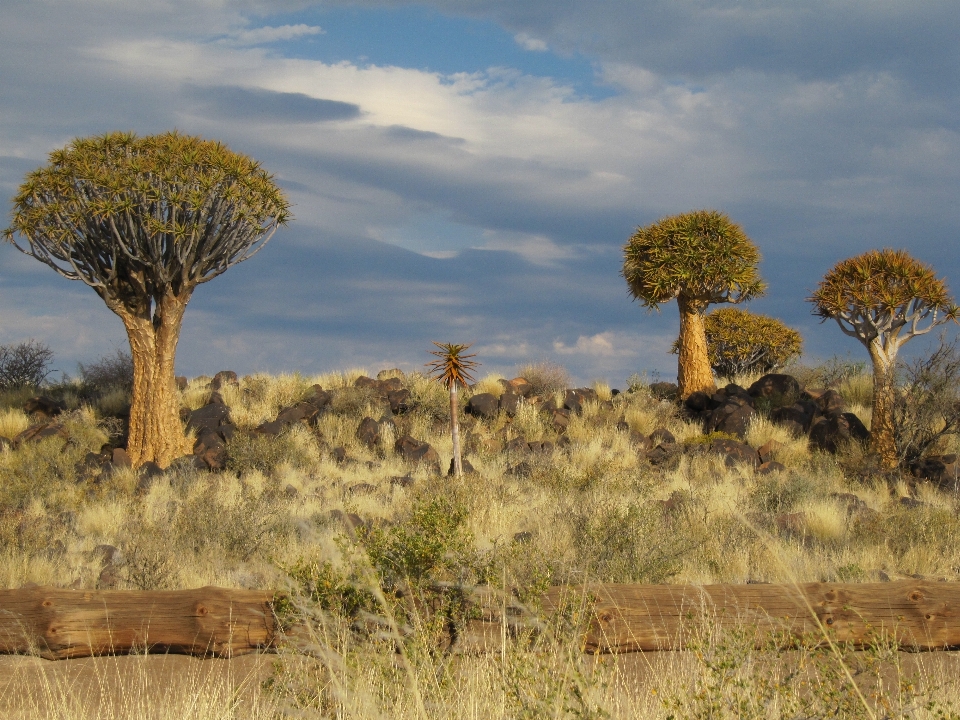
[
  {"x1": 115, "y1": 293, "x2": 189, "y2": 468},
  {"x1": 676, "y1": 295, "x2": 717, "y2": 399},
  {"x1": 869, "y1": 340, "x2": 899, "y2": 470},
  {"x1": 449, "y1": 385, "x2": 463, "y2": 478}
]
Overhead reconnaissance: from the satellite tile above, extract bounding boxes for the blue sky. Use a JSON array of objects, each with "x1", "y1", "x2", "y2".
[{"x1": 1, "y1": 0, "x2": 958, "y2": 386}]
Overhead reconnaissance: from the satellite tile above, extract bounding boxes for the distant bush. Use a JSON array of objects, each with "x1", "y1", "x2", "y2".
[
  {"x1": 0, "y1": 339, "x2": 54, "y2": 389},
  {"x1": 517, "y1": 360, "x2": 570, "y2": 397},
  {"x1": 78, "y1": 348, "x2": 133, "y2": 392},
  {"x1": 682, "y1": 308, "x2": 802, "y2": 378}
]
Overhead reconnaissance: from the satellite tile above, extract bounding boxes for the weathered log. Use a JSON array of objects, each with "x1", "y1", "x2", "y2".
[
  {"x1": 0, "y1": 586, "x2": 276, "y2": 660},
  {"x1": 543, "y1": 580, "x2": 960, "y2": 653}
]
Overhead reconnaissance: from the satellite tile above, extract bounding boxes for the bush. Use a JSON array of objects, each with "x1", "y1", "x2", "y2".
[
  {"x1": 893, "y1": 334, "x2": 960, "y2": 466},
  {"x1": 516, "y1": 361, "x2": 570, "y2": 397},
  {"x1": 78, "y1": 348, "x2": 133, "y2": 392},
  {"x1": 678, "y1": 308, "x2": 802, "y2": 378},
  {"x1": 0, "y1": 339, "x2": 54, "y2": 389}
]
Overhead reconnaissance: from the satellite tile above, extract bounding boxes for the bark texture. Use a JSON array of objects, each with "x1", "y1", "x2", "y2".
[
  {"x1": 449, "y1": 385, "x2": 463, "y2": 478},
  {"x1": 676, "y1": 295, "x2": 717, "y2": 398},
  {"x1": 869, "y1": 339, "x2": 898, "y2": 469},
  {"x1": 116, "y1": 293, "x2": 189, "y2": 468}
]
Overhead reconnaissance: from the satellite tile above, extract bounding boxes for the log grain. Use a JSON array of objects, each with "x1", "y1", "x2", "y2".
[
  {"x1": 543, "y1": 580, "x2": 960, "y2": 653},
  {"x1": 0, "y1": 586, "x2": 276, "y2": 660}
]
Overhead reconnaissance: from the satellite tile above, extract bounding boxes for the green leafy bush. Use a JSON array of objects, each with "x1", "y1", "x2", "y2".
[{"x1": 677, "y1": 308, "x2": 802, "y2": 378}]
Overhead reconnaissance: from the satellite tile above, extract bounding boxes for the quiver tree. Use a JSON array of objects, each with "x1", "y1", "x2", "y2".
[
  {"x1": 622, "y1": 210, "x2": 764, "y2": 398},
  {"x1": 426, "y1": 342, "x2": 479, "y2": 478},
  {"x1": 810, "y1": 248, "x2": 959, "y2": 469},
  {"x1": 4, "y1": 131, "x2": 290, "y2": 467}
]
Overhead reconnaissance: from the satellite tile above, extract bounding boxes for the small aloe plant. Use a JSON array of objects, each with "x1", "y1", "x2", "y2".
[{"x1": 426, "y1": 342, "x2": 479, "y2": 478}]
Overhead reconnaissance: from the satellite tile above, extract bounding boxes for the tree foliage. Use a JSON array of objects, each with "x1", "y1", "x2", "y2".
[
  {"x1": 4, "y1": 131, "x2": 290, "y2": 304},
  {"x1": 622, "y1": 209, "x2": 764, "y2": 310},
  {"x1": 0, "y1": 340, "x2": 54, "y2": 389},
  {"x1": 809, "y1": 248, "x2": 958, "y2": 349},
  {"x1": 674, "y1": 308, "x2": 803, "y2": 378}
]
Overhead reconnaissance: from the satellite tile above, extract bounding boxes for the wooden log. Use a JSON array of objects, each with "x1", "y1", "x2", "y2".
[
  {"x1": 0, "y1": 586, "x2": 276, "y2": 660},
  {"x1": 543, "y1": 580, "x2": 960, "y2": 653}
]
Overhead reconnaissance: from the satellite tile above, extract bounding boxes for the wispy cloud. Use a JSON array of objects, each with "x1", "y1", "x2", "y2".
[
  {"x1": 514, "y1": 32, "x2": 547, "y2": 52},
  {"x1": 225, "y1": 24, "x2": 324, "y2": 46}
]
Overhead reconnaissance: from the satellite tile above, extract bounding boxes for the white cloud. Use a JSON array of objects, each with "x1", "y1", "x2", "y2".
[
  {"x1": 513, "y1": 32, "x2": 547, "y2": 52},
  {"x1": 553, "y1": 331, "x2": 637, "y2": 357},
  {"x1": 225, "y1": 24, "x2": 325, "y2": 46}
]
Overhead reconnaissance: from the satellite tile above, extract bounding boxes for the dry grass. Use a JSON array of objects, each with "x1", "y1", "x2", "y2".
[{"x1": 2, "y1": 363, "x2": 960, "y2": 716}]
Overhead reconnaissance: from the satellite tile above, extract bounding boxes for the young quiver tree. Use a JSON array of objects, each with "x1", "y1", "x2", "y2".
[
  {"x1": 694, "y1": 307, "x2": 803, "y2": 378},
  {"x1": 426, "y1": 342, "x2": 479, "y2": 478},
  {"x1": 810, "y1": 249, "x2": 959, "y2": 469},
  {"x1": 4, "y1": 132, "x2": 290, "y2": 467},
  {"x1": 622, "y1": 210, "x2": 764, "y2": 398}
]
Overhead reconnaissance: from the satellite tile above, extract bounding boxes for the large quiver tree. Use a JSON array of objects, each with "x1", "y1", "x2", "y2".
[
  {"x1": 4, "y1": 131, "x2": 291, "y2": 467},
  {"x1": 809, "y1": 248, "x2": 958, "y2": 469},
  {"x1": 622, "y1": 209, "x2": 765, "y2": 398}
]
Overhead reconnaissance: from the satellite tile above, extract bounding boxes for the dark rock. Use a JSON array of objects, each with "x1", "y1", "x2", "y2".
[
  {"x1": 505, "y1": 437, "x2": 529, "y2": 454},
  {"x1": 709, "y1": 438, "x2": 760, "y2": 467},
  {"x1": 349, "y1": 483, "x2": 377, "y2": 495},
  {"x1": 722, "y1": 383, "x2": 754, "y2": 404},
  {"x1": 447, "y1": 457, "x2": 476, "y2": 476},
  {"x1": 276, "y1": 402, "x2": 319, "y2": 426},
  {"x1": 305, "y1": 385, "x2": 333, "y2": 409},
  {"x1": 649, "y1": 427, "x2": 676, "y2": 445},
  {"x1": 354, "y1": 375, "x2": 379, "y2": 390},
  {"x1": 911, "y1": 454, "x2": 960, "y2": 491},
  {"x1": 830, "y1": 492, "x2": 869, "y2": 515},
  {"x1": 209, "y1": 370, "x2": 238, "y2": 390},
  {"x1": 513, "y1": 530, "x2": 535, "y2": 544},
  {"x1": 506, "y1": 461, "x2": 533, "y2": 478},
  {"x1": 757, "y1": 461, "x2": 787, "y2": 475},
  {"x1": 748, "y1": 374, "x2": 801, "y2": 405},
  {"x1": 467, "y1": 393, "x2": 500, "y2": 420},
  {"x1": 648, "y1": 382, "x2": 679, "y2": 401},
  {"x1": 501, "y1": 377, "x2": 534, "y2": 398},
  {"x1": 551, "y1": 408, "x2": 571, "y2": 432},
  {"x1": 557, "y1": 435, "x2": 572, "y2": 448},
  {"x1": 770, "y1": 403, "x2": 816, "y2": 436},
  {"x1": 135, "y1": 462, "x2": 164, "y2": 494},
  {"x1": 14, "y1": 423, "x2": 69, "y2": 446},
  {"x1": 499, "y1": 392, "x2": 521, "y2": 417},
  {"x1": 193, "y1": 429, "x2": 227, "y2": 470},
  {"x1": 284, "y1": 484, "x2": 299, "y2": 498},
  {"x1": 646, "y1": 444, "x2": 677, "y2": 466},
  {"x1": 704, "y1": 399, "x2": 754, "y2": 439},
  {"x1": 564, "y1": 388, "x2": 598, "y2": 414},
  {"x1": 255, "y1": 419, "x2": 285, "y2": 436},
  {"x1": 388, "y1": 389, "x2": 412, "y2": 414},
  {"x1": 394, "y1": 435, "x2": 441, "y2": 472},
  {"x1": 630, "y1": 432, "x2": 652, "y2": 452},
  {"x1": 24, "y1": 396, "x2": 66, "y2": 421},
  {"x1": 899, "y1": 496, "x2": 925, "y2": 509},
  {"x1": 331, "y1": 446, "x2": 347, "y2": 464},
  {"x1": 357, "y1": 417, "x2": 382, "y2": 449},
  {"x1": 616, "y1": 420, "x2": 630, "y2": 432},
  {"x1": 377, "y1": 376, "x2": 404, "y2": 393},
  {"x1": 329, "y1": 510, "x2": 364, "y2": 530},
  {"x1": 809, "y1": 412, "x2": 870, "y2": 453},
  {"x1": 684, "y1": 391, "x2": 712, "y2": 413},
  {"x1": 207, "y1": 391, "x2": 226, "y2": 406},
  {"x1": 527, "y1": 440, "x2": 554, "y2": 453},
  {"x1": 757, "y1": 440, "x2": 783, "y2": 464},
  {"x1": 803, "y1": 388, "x2": 846, "y2": 416},
  {"x1": 187, "y1": 402, "x2": 232, "y2": 433},
  {"x1": 390, "y1": 474, "x2": 415, "y2": 488},
  {"x1": 776, "y1": 512, "x2": 807, "y2": 536},
  {"x1": 112, "y1": 448, "x2": 132, "y2": 468},
  {"x1": 175, "y1": 376, "x2": 188, "y2": 391}
]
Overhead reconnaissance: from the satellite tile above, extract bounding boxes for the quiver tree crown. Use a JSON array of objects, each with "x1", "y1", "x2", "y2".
[
  {"x1": 622, "y1": 209, "x2": 765, "y2": 398},
  {"x1": 4, "y1": 131, "x2": 291, "y2": 467}
]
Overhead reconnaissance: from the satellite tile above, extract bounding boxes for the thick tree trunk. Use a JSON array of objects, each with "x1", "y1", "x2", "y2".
[
  {"x1": 450, "y1": 385, "x2": 462, "y2": 478},
  {"x1": 118, "y1": 294, "x2": 189, "y2": 468},
  {"x1": 676, "y1": 295, "x2": 717, "y2": 399},
  {"x1": 869, "y1": 340, "x2": 898, "y2": 469}
]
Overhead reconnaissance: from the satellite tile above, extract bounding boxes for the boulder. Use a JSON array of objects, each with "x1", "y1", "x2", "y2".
[
  {"x1": 646, "y1": 444, "x2": 677, "y2": 466},
  {"x1": 564, "y1": 388, "x2": 598, "y2": 414},
  {"x1": 649, "y1": 427, "x2": 676, "y2": 445},
  {"x1": 377, "y1": 376, "x2": 404, "y2": 393},
  {"x1": 748, "y1": 374, "x2": 801, "y2": 406},
  {"x1": 111, "y1": 448, "x2": 132, "y2": 468},
  {"x1": 193, "y1": 429, "x2": 227, "y2": 470},
  {"x1": 704, "y1": 398, "x2": 754, "y2": 439},
  {"x1": 175, "y1": 376, "x2": 188, "y2": 391},
  {"x1": 14, "y1": 423, "x2": 69, "y2": 446},
  {"x1": 275, "y1": 402, "x2": 320, "y2": 426},
  {"x1": 390, "y1": 474, "x2": 415, "y2": 488},
  {"x1": 809, "y1": 412, "x2": 870, "y2": 453},
  {"x1": 388, "y1": 389, "x2": 411, "y2": 414},
  {"x1": 770, "y1": 403, "x2": 816, "y2": 436},
  {"x1": 911, "y1": 454, "x2": 960, "y2": 491},
  {"x1": 394, "y1": 435, "x2": 441, "y2": 472},
  {"x1": 757, "y1": 461, "x2": 787, "y2": 475},
  {"x1": 447, "y1": 457, "x2": 477, "y2": 476},
  {"x1": 24, "y1": 396, "x2": 66, "y2": 422},
  {"x1": 504, "y1": 436, "x2": 529, "y2": 455},
  {"x1": 331, "y1": 446, "x2": 347, "y2": 464},
  {"x1": 709, "y1": 438, "x2": 759, "y2": 467},
  {"x1": 684, "y1": 391, "x2": 712, "y2": 413},
  {"x1": 186, "y1": 402, "x2": 232, "y2": 434},
  {"x1": 803, "y1": 388, "x2": 846, "y2": 416},
  {"x1": 467, "y1": 393, "x2": 500, "y2": 420},
  {"x1": 498, "y1": 392, "x2": 521, "y2": 417},
  {"x1": 501, "y1": 377, "x2": 534, "y2": 398},
  {"x1": 356, "y1": 417, "x2": 382, "y2": 448},
  {"x1": 550, "y1": 408, "x2": 571, "y2": 432},
  {"x1": 354, "y1": 375, "x2": 379, "y2": 390},
  {"x1": 757, "y1": 439, "x2": 783, "y2": 464},
  {"x1": 648, "y1": 382, "x2": 679, "y2": 401},
  {"x1": 209, "y1": 370, "x2": 238, "y2": 390},
  {"x1": 305, "y1": 385, "x2": 332, "y2": 409}
]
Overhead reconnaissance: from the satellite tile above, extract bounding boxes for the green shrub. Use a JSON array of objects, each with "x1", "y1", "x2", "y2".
[{"x1": 677, "y1": 308, "x2": 802, "y2": 378}]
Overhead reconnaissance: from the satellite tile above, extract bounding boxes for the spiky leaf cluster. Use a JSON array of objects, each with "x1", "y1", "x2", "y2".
[
  {"x1": 4, "y1": 131, "x2": 291, "y2": 308},
  {"x1": 675, "y1": 308, "x2": 803, "y2": 378},
  {"x1": 622, "y1": 209, "x2": 765, "y2": 309},
  {"x1": 426, "y1": 342, "x2": 479, "y2": 390},
  {"x1": 810, "y1": 249, "x2": 958, "y2": 345}
]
